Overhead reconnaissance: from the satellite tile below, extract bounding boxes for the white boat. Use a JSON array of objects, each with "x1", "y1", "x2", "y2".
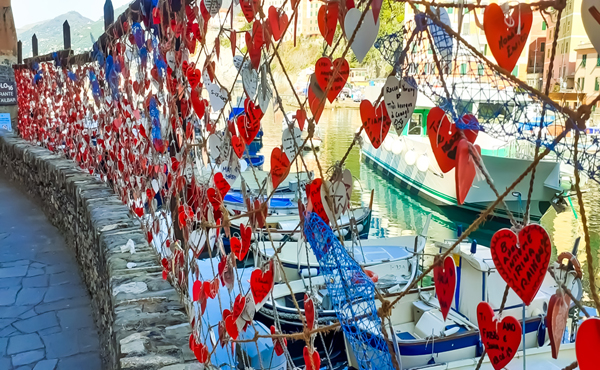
[
  {"x1": 361, "y1": 95, "x2": 567, "y2": 222},
  {"x1": 343, "y1": 240, "x2": 583, "y2": 369}
]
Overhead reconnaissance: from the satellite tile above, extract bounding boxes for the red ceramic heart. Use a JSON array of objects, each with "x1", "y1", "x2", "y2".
[
  {"x1": 315, "y1": 57, "x2": 350, "y2": 103},
  {"x1": 303, "y1": 346, "x2": 321, "y2": 370},
  {"x1": 484, "y1": 3, "x2": 532, "y2": 73},
  {"x1": 306, "y1": 179, "x2": 329, "y2": 224},
  {"x1": 240, "y1": 223, "x2": 251, "y2": 252},
  {"x1": 477, "y1": 302, "x2": 521, "y2": 370},
  {"x1": 433, "y1": 256, "x2": 456, "y2": 321},
  {"x1": 268, "y1": 6, "x2": 289, "y2": 41},
  {"x1": 207, "y1": 187, "x2": 222, "y2": 209},
  {"x1": 547, "y1": 289, "x2": 570, "y2": 359},
  {"x1": 231, "y1": 30, "x2": 236, "y2": 57},
  {"x1": 230, "y1": 237, "x2": 245, "y2": 261},
  {"x1": 224, "y1": 311, "x2": 239, "y2": 339},
  {"x1": 271, "y1": 147, "x2": 291, "y2": 189},
  {"x1": 245, "y1": 98, "x2": 264, "y2": 123},
  {"x1": 317, "y1": 3, "x2": 338, "y2": 46},
  {"x1": 576, "y1": 317, "x2": 600, "y2": 369},
  {"x1": 231, "y1": 134, "x2": 245, "y2": 159},
  {"x1": 214, "y1": 172, "x2": 230, "y2": 199},
  {"x1": 308, "y1": 84, "x2": 325, "y2": 124},
  {"x1": 296, "y1": 109, "x2": 307, "y2": 131},
  {"x1": 187, "y1": 68, "x2": 202, "y2": 89},
  {"x1": 250, "y1": 266, "x2": 274, "y2": 305},
  {"x1": 270, "y1": 325, "x2": 287, "y2": 356},
  {"x1": 245, "y1": 32, "x2": 261, "y2": 70},
  {"x1": 232, "y1": 293, "x2": 246, "y2": 318},
  {"x1": 237, "y1": 114, "x2": 261, "y2": 145},
  {"x1": 204, "y1": 278, "x2": 219, "y2": 299},
  {"x1": 192, "y1": 280, "x2": 203, "y2": 301},
  {"x1": 254, "y1": 199, "x2": 267, "y2": 228},
  {"x1": 490, "y1": 224, "x2": 551, "y2": 305},
  {"x1": 240, "y1": 0, "x2": 259, "y2": 22},
  {"x1": 304, "y1": 294, "x2": 315, "y2": 330},
  {"x1": 455, "y1": 139, "x2": 481, "y2": 205},
  {"x1": 426, "y1": 107, "x2": 479, "y2": 173},
  {"x1": 360, "y1": 100, "x2": 391, "y2": 149}
]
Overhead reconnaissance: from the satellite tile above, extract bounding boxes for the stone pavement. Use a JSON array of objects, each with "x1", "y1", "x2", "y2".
[{"x1": 0, "y1": 172, "x2": 101, "y2": 370}]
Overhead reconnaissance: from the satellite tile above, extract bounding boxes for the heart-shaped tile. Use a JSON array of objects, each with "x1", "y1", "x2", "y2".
[
  {"x1": 207, "y1": 82, "x2": 228, "y2": 112},
  {"x1": 433, "y1": 256, "x2": 456, "y2": 320},
  {"x1": 383, "y1": 76, "x2": 417, "y2": 135},
  {"x1": 315, "y1": 57, "x2": 350, "y2": 103},
  {"x1": 318, "y1": 3, "x2": 338, "y2": 46},
  {"x1": 547, "y1": 289, "x2": 571, "y2": 359},
  {"x1": 250, "y1": 265, "x2": 274, "y2": 307},
  {"x1": 576, "y1": 317, "x2": 600, "y2": 369},
  {"x1": 477, "y1": 302, "x2": 521, "y2": 370},
  {"x1": 306, "y1": 178, "x2": 329, "y2": 224},
  {"x1": 237, "y1": 114, "x2": 261, "y2": 145},
  {"x1": 344, "y1": 8, "x2": 379, "y2": 63},
  {"x1": 490, "y1": 224, "x2": 552, "y2": 305},
  {"x1": 214, "y1": 172, "x2": 230, "y2": 198},
  {"x1": 304, "y1": 294, "x2": 316, "y2": 330},
  {"x1": 231, "y1": 134, "x2": 245, "y2": 158},
  {"x1": 484, "y1": 3, "x2": 532, "y2": 73},
  {"x1": 426, "y1": 107, "x2": 479, "y2": 173},
  {"x1": 303, "y1": 346, "x2": 321, "y2": 370},
  {"x1": 282, "y1": 126, "x2": 303, "y2": 161},
  {"x1": 268, "y1": 6, "x2": 289, "y2": 41},
  {"x1": 360, "y1": 100, "x2": 391, "y2": 149},
  {"x1": 455, "y1": 139, "x2": 480, "y2": 205},
  {"x1": 270, "y1": 147, "x2": 291, "y2": 189}
]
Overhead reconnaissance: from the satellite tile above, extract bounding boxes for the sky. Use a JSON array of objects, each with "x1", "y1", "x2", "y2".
[{"x1": 12, "y1": 0, "x2": 133, "y2": 29}]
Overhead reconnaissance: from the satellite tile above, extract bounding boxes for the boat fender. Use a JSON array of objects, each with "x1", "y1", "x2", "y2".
[
  {"x1": 384, "y1": 138, "x2": 393, "y2": 152},
  {"x1": 416, "y1": 154, "x2": 429, "y2": 172},
  {"x1": 405, "y1": 149, "x2": 417, "y2": 166},
  {"x1": 537, "y1": 317, "x2": 546, "y2": 347},
  {"x1": 364, "y1": 269, "x2": 378, "y2": 283},
  {"x1": 392, "y1": 139, "x2": 404, "y2": 155}
]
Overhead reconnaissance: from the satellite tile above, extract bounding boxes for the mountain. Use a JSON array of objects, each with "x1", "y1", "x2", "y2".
[{"x1": 17, "y1": 4, "x2": 130, "y2": 58}]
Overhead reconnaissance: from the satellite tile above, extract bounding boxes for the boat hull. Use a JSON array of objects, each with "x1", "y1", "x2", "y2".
[{"x1": 361, "y1": 139, "x2": 560, "y2": 221}]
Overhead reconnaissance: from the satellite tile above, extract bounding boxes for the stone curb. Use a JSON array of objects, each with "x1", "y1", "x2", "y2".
[{"x1": 0, "y1": 132, "x2": 196, "y2": 370}]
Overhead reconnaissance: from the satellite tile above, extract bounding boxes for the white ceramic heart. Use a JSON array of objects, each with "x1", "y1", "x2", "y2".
[
  {"x1": 383, "y1": 76, "x2": 418, "y2": 135},
  {"x1": 344, "y1": 9, "x2": 380, "y2": 63}
]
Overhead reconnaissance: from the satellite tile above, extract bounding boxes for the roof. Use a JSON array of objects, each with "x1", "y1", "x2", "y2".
[{"x1": 575, "y1": 42, "x2": 594, "y2": 52}]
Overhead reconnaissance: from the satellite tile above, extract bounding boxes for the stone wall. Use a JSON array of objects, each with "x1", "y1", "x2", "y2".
[{"x1": 0, "y1": 132, "x2": 199, "y2": 370}]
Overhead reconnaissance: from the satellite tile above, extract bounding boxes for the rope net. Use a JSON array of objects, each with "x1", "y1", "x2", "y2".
[{"x1": 8, "y1": 0, "x2": 599, "y2": 369}]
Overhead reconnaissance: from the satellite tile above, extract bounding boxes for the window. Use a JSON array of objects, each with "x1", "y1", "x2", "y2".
[
  {"x1": 583, "y1": 54, "x2": 587, "y2": 67},
  {"x1": 460, "y1": 63, "x2": 467, "y2": 75},
  {"x1": 512, "y1": 66, "x2": 518, "y2": 76},
  {"x1": 408, "y1": 114, "x2": 423, "y2": 135},
  {"x1": 595, "y1": 77, "x2": 599, "y2": 91},
  {"x1": 540, "y1": 42, "x2": 545, "y2": 52},
  {"x1": 478, "y1": 65, "x2": 484, "y2": 76},
  {"x1": 577, "y1": 77, "x2": 585, "y2": 90},
  {"x1": 484, "y1": 44, "x2": 488, "y2": 56},
  {"x1": 597, "y1": 55, "x2": 600, "y2": 66},
  {"x1": 542, "y1": 21, "x2": 547, "y2": 30},
  {"x1": 447, "y1": 8, "x2": 453, "y2": 14},
  {"x1": 462, "y1": 23, "x2": 470, "y2": 35}
]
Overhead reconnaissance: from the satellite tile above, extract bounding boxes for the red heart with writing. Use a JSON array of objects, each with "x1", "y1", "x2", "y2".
[
  {"x1": 455, "y1": 139, "x2": 481, "y2": 205},
  {"x1": 240, "y1": 223, "x2": 252, "y2": 252},
  {"x1": 547, "y1": 289, "x2": 571, "y2": 359},
  {"x1": 296, "y1": 109, "x2": 307, "y2": 131},
  {"x1": 245, "y1": 32, "x2": 261, "y2": 71},
  {"x1": 271, "y1": 147, "x2": 291, "y2": 189},
  {"x1": 252, "y1": 20, "x2": 268, "y2": 50},
  {"x1": 190, "y1": 90, "x2": 208, "y2": 119},
  {"x1": 192, "y1": 280, "x2": 203, "y2": 302},
  {"x1": 433, "y1": 256, "x2": 456, "y2": 321},
  {"x1": 237, "y1": 114, "x2": 261, "y2": 145},
  {"x1": 240, "y1": 0, "x2": 258, "y2": 22},
  {"x1": 306, "y1": 179, "x2": 329, "y2": 224},
  {"x1": 477, "y1": 302, "x2": 521, "y2": 370},
  {"x1": 360, "y1": 100, "x2": 391, "y2": 149},
  {"x1": 490, "y1": 224, "x2": 551, "y2": 305},
  {"x1": 231, "y1": 134, "x2": 245, "y2": 159},
  {"x1": 304, "y1": 294, "x2": 316, "y2": 330},
  {"x1": 245, "y1": 98, "x2": 264, "y2": 123},
  {"x1": 314, "y1": 57, "x2": 350, "y2": 103},
  {"x1": 303, "y1": 346, "x2": 321, "y2": 370},
  {"x1": 191, "y1": 338, "x2": 209, "y2": 363},
  {"x1": 576, "y1": 317, "x2": 600, "y2": 369},
  {"x1": 426, "y1": 107, "x2": 479, "y2": 173},
  {"x1": 207, "y1": 187, "x2": 222, "y2": 210},
  {"x1": 484, "y1": 3, "x2": 532, "y2": 73},
  {"x1": 232, "y1": 293, "x2": 246, "y2": 318},
  {"x1": 268, "y1": 6, "x2": 289, "y2": 41},
  {"x1": 230, "y1": 237, "x2": 245, "y2": 261},
  {"x1": 214, "y1": 172, "x2": 230, "y2": 199},
  {"x1": 250, "y1": 266, "x2": 274, "y2": 305},
  {"x1": 317, "y1": 3, "x2": 338, "y2": 46},
  {"x1": 204, "y1": 278, "x2": 219, "y2": 299},
  {"x1": 187, "y1": 68, "x2": 202, "y2": 89}
]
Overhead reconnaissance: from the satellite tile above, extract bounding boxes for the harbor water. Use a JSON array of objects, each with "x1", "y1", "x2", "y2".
[{"x1": 256, "y1": 105, "x2": 600, "y2": 304}]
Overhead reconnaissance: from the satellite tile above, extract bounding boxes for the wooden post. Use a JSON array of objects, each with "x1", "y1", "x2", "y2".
[
  {"x1": 104, "y1": 0, "x2": 114, "y2": 31},
  {"x1": 63, "y1": 21, "x2": 71, "y2": 50},
  {"x1": 17, "y1": 40, "x2": 21, "y2": 64},
  {"x1": 32, "y1": 34, "x2": 38, "y2": 57}
]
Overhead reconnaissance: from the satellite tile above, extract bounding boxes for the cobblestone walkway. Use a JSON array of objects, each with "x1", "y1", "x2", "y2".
[{"x1": 0, "y1": 173, "x2": 101, "y2": 370}]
